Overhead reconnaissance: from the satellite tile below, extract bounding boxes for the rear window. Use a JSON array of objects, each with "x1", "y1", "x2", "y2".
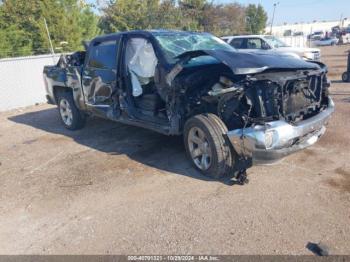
[{"x1": 88, "y1": 40, "x2": 118, "y2": 69}]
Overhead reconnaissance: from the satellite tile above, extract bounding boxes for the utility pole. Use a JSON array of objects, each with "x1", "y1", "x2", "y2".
[
  {"x1": 44, "y1": 18, "x2": 56, "y2": 63},
  {"x1": 339, "y1": 13, "x2": 343, "y2": 27},
  {"x1": 270, "y1": 2, "x2": 279, "y2": 35}
]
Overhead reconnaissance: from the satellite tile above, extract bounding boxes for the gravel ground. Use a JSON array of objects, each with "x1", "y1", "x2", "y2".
[{"x1": 0, "y1": 45, "x2": 349, "y2": 255}]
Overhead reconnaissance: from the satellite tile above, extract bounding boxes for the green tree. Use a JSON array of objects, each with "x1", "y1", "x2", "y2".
[
  {"x1": 245, "y1": 4, "x2": 267, "y2": 34},
  {"x1": 100, "y1": 0, "x2": 160, "y2": 33},
  {"x1": 0, "y1": 25, "x2": 33, "y2": 57},
  {"x1": 0, "y1": 0, "x2": 268, "y2": 59},
  {"x1": 178, "y1": 0, "x2": 207, "y2": 31},
  {"x1": 201, "y1": 3, "x2": 246, "y2": 36},
  {"x1": 40, "y1": 0, "x2": 99, "y2": 51},
  {"x1": 99, "y1": 0, "x2": 216, "y2": 34},
  {"x1": 79, "y1": 5, "x2": 101, "y2": 41},
  {"x1": 156, "y1": 0, "x2": 182, "y2": 29},
  {"x1": 0, "y1": 0, "x2": 100, "y2": 58},
  {"x1": 0, "y1": 0, "x2": 47, "y2": 55},
  {"x1": 99, "y1": 0, "x2": 251, "y2": 37}
]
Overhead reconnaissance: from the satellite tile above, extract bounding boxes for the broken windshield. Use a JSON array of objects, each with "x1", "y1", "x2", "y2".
[{"x1": 154, "y1": 32, "x2": 235, "y2": 64}]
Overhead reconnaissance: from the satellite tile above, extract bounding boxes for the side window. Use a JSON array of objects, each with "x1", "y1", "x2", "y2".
[
  {"x1": 261, "y1": 40, "x2": 270, "y2": 49},
  {"x1": 231, "y1": 38, "x2": 245, "y2": 49},
  {"x1": 88, "y1": 40, "x2": 118, "y2": 69},
  {"x1": 246, "y1": 38, "x2": 263, "y2": 49}
]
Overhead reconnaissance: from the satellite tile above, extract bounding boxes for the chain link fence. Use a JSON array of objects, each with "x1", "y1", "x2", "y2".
[{"x1": 279, "y1": 35, "x2": 309, "y2": 48}]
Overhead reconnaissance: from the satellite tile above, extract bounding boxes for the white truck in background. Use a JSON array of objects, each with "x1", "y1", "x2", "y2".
[{"x1": 222, "y1": 35, "x2": 321, "y2": 61}]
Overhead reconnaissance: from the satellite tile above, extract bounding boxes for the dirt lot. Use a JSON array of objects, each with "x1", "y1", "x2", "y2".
[{"x1": 0, "y1": 45, "x2": 349, "y2": 255}]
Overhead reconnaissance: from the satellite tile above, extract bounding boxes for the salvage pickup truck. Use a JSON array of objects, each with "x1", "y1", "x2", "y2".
[{"x1": 43, "y1": 30, "x2": 334, "y2": 180}]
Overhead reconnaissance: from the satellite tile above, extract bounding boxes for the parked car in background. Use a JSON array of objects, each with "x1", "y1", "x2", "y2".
[
  {"x1": 283, "y1": 30, "x2": 292, "y2": 36},
  {"x1": 332, "y1": 26, "x2": 341, "y2": 35},
  {"x1": 43, "y1": 30, "x2": 334, "y2": 181},
  {"x1": 308, "y1": 31, "x2": 324, "y2": 41},
  {"x1": 313, "y1": 37, "x2": 339, "y2": 46},
  {"x1": 221, "y1": 35, "x2": 321, "y2": 61},
  {"x1": 293, "y1": 31, "x2": 304, "y2": 36},
  {"x1": 339, "y1": 32, "x2": 350, "y2": 44}
]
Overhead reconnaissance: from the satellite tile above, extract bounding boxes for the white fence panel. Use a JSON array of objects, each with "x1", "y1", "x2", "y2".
[
  {"x1": 279, "y1": 36, "x2": 308, "y2": 48},
  {"x1": 0, "y1": 54, "x2": 61, "y2": 111}
]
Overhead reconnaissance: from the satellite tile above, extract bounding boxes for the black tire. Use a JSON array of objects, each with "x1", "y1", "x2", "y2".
[
  {"x1": 184, "y1": 113, "x2": 235, "y2": 179},
  {"x1": 342, "y1": 72, "x2": 349, "y2": 82},
  {"x1": 56, "y1": 91, "x2": 86, "y2": 130}
]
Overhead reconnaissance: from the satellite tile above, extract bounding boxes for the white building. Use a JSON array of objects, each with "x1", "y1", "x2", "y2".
[{"x1": 266, "y1": 19, "x2": 349, "y2": 37}]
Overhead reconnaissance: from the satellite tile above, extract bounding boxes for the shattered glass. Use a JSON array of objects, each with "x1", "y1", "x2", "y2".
[{"x1": 154, "y1": 32, "x2": 235, "y2": 64}]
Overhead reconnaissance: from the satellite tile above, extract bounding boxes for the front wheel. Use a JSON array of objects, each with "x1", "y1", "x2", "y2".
[
  {"x1": 57, "y1": 91, "x2": 86, "y2": 130},
  {"x1": 184, "y1": 113, "x2": 235, "y2": 179},
  {"x1": 342, "y1": 72, "x2": 349, "y2": 82}
]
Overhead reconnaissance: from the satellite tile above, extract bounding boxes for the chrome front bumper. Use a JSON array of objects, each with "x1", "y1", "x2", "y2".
[{"x1": 227, "y1": 97, "x2": 335, "y2": 164}]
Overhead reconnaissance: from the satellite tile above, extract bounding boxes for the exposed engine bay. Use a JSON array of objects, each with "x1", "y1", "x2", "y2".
[{"x1": 162, "y1": 60, "x2": 330, "y2": 133}]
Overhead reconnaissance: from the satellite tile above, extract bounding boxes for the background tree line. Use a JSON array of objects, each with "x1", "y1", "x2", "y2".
[{"x1": 0, "y1": 0, "x2": 267, "y2": 58}]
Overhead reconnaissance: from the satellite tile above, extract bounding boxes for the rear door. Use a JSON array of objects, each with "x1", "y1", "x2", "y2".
[{"x1": 82, "y1": 37, "x2": 121, "y2": 115}]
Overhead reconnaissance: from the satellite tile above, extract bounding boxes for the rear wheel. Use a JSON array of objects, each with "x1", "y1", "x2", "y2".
[
  {"x1": 57, "y1": 91, "x2": 86, "y2": 130},
  {"x1": 184, "y1": 113, "x2": 235, "y2": 179},
  {"x1": 342, "y1": 72, "x2": 349, "y2": 82}
]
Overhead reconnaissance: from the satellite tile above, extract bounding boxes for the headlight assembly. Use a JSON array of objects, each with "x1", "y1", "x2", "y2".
[{"x1": 303, "y1": 52, "x2": 314, "y2": 60}]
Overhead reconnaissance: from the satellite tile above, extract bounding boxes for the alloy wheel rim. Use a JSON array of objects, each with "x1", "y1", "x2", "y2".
[
  {"x1": 188, "y1": 127, "x2": 212, "y2": 170},
  {"x1": 343, "y1": 73, "x2": 348, "y2": 81},
  {"x1": 59, "y1": 99, "x2": 73, "y2": 126}
]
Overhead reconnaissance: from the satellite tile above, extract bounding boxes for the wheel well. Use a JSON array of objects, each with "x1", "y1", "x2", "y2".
[{"x1": 53, "y1": 86, "x2": 72, "y2": 103}]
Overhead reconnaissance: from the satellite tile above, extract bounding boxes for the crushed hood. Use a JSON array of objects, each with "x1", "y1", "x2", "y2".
[{"x1": 176, "y1": 49, "x2": 321, "y2": 75}]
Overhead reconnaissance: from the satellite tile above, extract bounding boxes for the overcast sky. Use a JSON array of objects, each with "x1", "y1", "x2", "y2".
[{"x1": 216, "y1": 0, "x2": 349, "y2": 25}]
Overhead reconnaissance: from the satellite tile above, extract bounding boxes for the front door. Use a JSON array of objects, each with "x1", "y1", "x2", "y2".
[{"x1": 82, "y1": 37, "x2": 120, "y2": 117}]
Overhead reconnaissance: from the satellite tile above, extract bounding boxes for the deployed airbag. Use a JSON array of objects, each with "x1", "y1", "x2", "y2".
[{"x1": 126, "y1": 38, "x2": 158, "y2": 96}]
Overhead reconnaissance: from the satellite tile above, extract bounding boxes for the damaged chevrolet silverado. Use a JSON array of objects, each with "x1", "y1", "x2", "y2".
[{"x1": 43, "y1": 30, "x2": 334, "y2": 180}]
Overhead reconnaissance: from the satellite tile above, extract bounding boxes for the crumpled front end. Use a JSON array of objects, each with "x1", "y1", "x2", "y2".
[
  {"x1": 227, "y1": 97, "x2": 334, "y2": 164},
  {"x1": 219, "y1": 65, "x2": 334, "y2": 165},
  {"x1": 166, "y1": 48, "x2": 334, "y2": 165}
]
